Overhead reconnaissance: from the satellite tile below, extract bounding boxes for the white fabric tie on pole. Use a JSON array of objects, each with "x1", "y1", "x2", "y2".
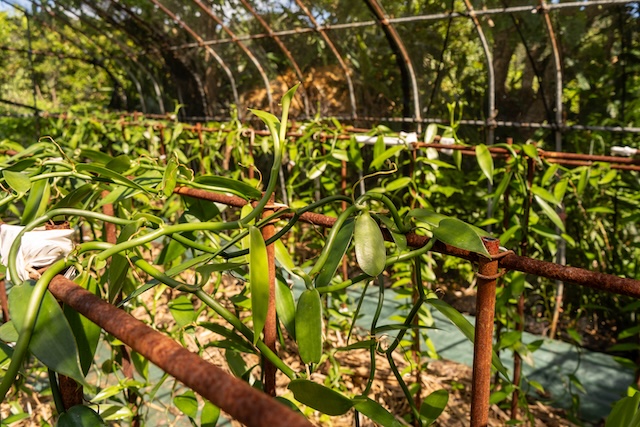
[
  {"x1": 0, "y1": 224, "x2": 74, "y2": 283},
  {"x1": 354, "y1": 131, "x2": 418, "y2": 146}
]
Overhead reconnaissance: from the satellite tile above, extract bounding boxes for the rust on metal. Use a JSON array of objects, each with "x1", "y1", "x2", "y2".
[
  {"x1": 48, "y1": 276, "x2": 313, "y2": 427},
  {"x1": 0, "y1": 280, "x2": 9, "y2": 322},
  {"x1": 58, "y1": 375, "x2": 83, "y2": 409},
  {"x1": 262, "y1": 197, "x2": 278, "y2": 396},
  {"x1": 173, "y1": 186, "x2": 248, "y2": 208},
  {"x1": 172, "y1": 185, "x2": 640, "y2": 298},
  {"x1": 470, "y1": 237, "x2": 500, "y2": 427}
]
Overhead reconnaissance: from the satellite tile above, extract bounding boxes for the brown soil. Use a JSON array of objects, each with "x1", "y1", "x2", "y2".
[{"x1": 0, "y1": 271, "x2": 579, "y2": 427}]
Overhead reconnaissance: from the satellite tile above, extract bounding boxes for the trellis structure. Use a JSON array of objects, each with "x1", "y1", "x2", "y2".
[{"x1": 1, "y1": 0, "x2": 639, "y2": 140}]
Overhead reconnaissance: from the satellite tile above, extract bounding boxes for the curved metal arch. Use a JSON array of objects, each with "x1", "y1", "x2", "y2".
[
  {"x1": 293, "y1": 0, "x2": 358, "y2": 119},
  {"x1": 539, "y1": 0, "x2": 563, "y2": 152},
  {"x1": 362, "y1": 0, "x2": 422, "y2": 131},
  {"x1": 239, "y1": 0, "x2": 311, "y2": 117},
  {"x1": 58, "y1": 0, "x2": 167, "y2": 114},
  {"x1": 37, "y1": 0, "x2": 146, "y2": 111},
  {"x1": 191, "y1": 0, "x2": 274, "y2": 113},
  {"x1": 462, "y1": 0, "x2": 496, "y2": 147},
  {"x1": 147, "y1": 0, "x2": 240, "y2": 118},
  {"x1": 49, "y1": 0, "x2": 166, "y2": 113},
  {"x1": 13, "y1": 1, "x2": 133, "y2": 110}
]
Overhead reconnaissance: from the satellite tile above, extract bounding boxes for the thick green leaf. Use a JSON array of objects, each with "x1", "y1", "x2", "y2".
[
  {"x1": 274, "y1": 239, "x2": 296, "y2": 276},
  {"x1": 288, "y1": 379, "x2": 354, "y2": 416},
  {"x1": 4, "y1": 158, "x2": 37, "y2": 172},
  {"x1": 599, "y1": 169, "x2": 618, "y2": 185},
  {"x1": 407, "y1": 209, "x2": 448, "y2": 228},
  {"x1": 52, "y1": 184, "x2": 94, "y2": 210},
  {"x1": 249, "y1": 109, "x2": 280, "y2": 151},
  {"x1": 9, "y1": 283, "x2": 87, "y2": 386},
  {"x1": 490, "y1": 171, "x2": 513, "y2": 213},
  {"x1": 64, "y1": 274, "x2": 101, "y2": 376},
  {"x1": 0, "y1": 341, "x2": 13, "y2": 369},
  {"x1": 79, "y1": 149, "x2": 113, "y2": 164},
  {"x1": 420, "y1": 389, "x2": 449, "y2": 425},
  {"x1": 21, "y1": 179, "x2": 50, "y2": 225},
  {"x1": 354, "y1": 211, "x2": 386, "y2": 276},
  {"x1": 201, "y1": 401, "x2": 220, "y2": 427},
  {"x1": 57, "y1": 405, "x2": 107, "y2": 427},
  {"x1": 199, "y1": 322, "x2": 256, "y2": 354},
  {"x1": 3, "y1": 170, "x2": 31, "y2": 193},
  {"x1": 308, "y1": 161, "x2": 327, "y2": 180},
  {"x1": 174, "y1": 390, "x2": 198, "y2": 419},
  {"x1": 130, "y1": 350, "x2": 149, "y2": 381},
  {"x1": 162, "y1": 157, "x2": 179, "y2": 197},
  {"x1": 553, "y1": 178, "x2": 569, "y2": 202},
  {"x1": 606, "y1": 393, "x2": 640, "y2": 427},
  {"x1": 427, "y1": 298, "x2": 509, "y2": 380},
  {"x1": 168, "y1": 295, "x2": 196, "y2": 327},
  {"x1": 76, "y1": 164, "x2": 146, "y2": 192},
  {"x1": 385, "y1": 176, "x2": 412, "y2": 192},
  {"x1": 521, "y1": 143, "x2": 539, "y2": 160},
  {"x1": 432, "y1": 218, "x2": 491, "y2": 258},
  {"x1": 295, "y1": 289, "x2": 323, "y2": 364},
  {"x1": 531, "y1": 185, "x2": 561, "y2": 207},
  {"x1": 276, "y1": 279, "x2": 296, "y2": 339},
  {"x1": 108, "y1": 223, "x2": 137, "y2": 303},
  {"x1": 378, "y1": 215, "x2": 406, "y2": 251},
  {"x1": 194, "y1": 176, "x2": 262, "y2": 200},
  {"x1": 155, "y1": 238, "x2": 186, "y2": 266},
  {"x1": 541, "y1": 164, "x2": 559, "y2": 186},
  {"x1": 249, "y1": 226, "x2": 269, "y2": 344},
  {"x1": 0, "y1": 320, "x2": 18, "y2": 342},
  {"x1": 196, "y1": 262, "x2": 246, "y2": 285},
  {"x1": 370, "y1": 145, "x2": 405, "y2": 170},
  {"x1": 105, "y1": 155, "x2": 132, "y2": 173},
  {"x1": 475, "y1": 144, "x2": 494, "y2": 185},
  {"x1": 534, "y1": 196, "x2": 565, "y2": 232},
  {"x1": 315, "y1": 221, "x2": 354, "y2": 287},
  {"x1": 352, "y1": 397, "x2": 403, "y2": 427},
  {"x1": 498, "y1": 227, "x2": 519, "y2": 248},
  {"x1": 225, "y1": 348, "x2": 249, "y2": 378},
  {"x1": 577, "y1": 167, "x2": 589, "y2": 195}
]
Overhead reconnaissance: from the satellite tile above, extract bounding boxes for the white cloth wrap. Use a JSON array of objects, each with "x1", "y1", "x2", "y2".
[{"x1": 0, "y1": 224, "x2": 74, "y2": 283}]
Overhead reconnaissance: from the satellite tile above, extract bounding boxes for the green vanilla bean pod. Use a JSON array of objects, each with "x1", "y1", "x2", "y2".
[
  {"x1": 354, "y1": 210, "x2": 386, "y2": 277},
  {"x1": 295, "y1": 288, "x2": 323, "y2": 365}
]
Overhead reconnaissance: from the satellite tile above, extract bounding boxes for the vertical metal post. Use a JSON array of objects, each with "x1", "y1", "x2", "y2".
[
  {"x1": 540, "y1": 0, "x2": 566, "y2": 340},
  {"x1": 341, "y1": 160, "x2": 349, "y2": 279},
  {"x1": 511, "y1": 153, "x2": 535, "y2": 419},
  {"x1": 470, "y1": 237, "x2": 500, "y2": 427},
  {"x1": 262, "y1": 197, "x2": 277, "y2": 396}
]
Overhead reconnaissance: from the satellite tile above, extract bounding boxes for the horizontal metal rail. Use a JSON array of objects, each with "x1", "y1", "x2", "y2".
[
  {"x1": 47, "y1": 275, "x2": 313, "y2": 427},
  {"x1": 168, "y1": 0, "x2": 635, "y2": 50},
  {"x1": 174, "y1": 186, "x2": 640, "y2": 299}
]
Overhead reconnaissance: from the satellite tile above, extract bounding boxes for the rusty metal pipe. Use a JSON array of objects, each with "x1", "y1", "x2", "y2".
[
  {"x1": 262, "y1": 200, "x2": 277, "y2": 397},
  {"x1": 470, "y1": 237, "x2": 500, "y2": 427},
  {"x1": 47, "y1": 276, "x2": 313, "y2": 427},
  {"x1": 172, "y1": 186, "x2": 640, "y2": 298}
]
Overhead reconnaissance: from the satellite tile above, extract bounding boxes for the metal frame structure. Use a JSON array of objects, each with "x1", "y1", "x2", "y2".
[{"x1": 1, "y1": 0, "x2": 637, "y2": 137}]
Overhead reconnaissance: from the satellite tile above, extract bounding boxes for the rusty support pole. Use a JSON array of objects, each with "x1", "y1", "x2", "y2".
[
  {"x1": 341, "y1": 160, "x2": 349, "y2": 280},
  {"x1": 0, "y1": 280, "x2": 8, "y2": 322},
  {"x1": 262, "y1": 198, "x2": 277, "y2": 396},
  {"x1": 511, "y1": 153, "x2": 535, "y2": 419},
  {"x1": 100, "y1": 190, "x2": 139, "y2": 425},
  {"x1": 47, "y1": 276, "x2": 312, "y2": 427},
  {"x1": 470, "y1": 237, "x2": 500, "y2": 427}
]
